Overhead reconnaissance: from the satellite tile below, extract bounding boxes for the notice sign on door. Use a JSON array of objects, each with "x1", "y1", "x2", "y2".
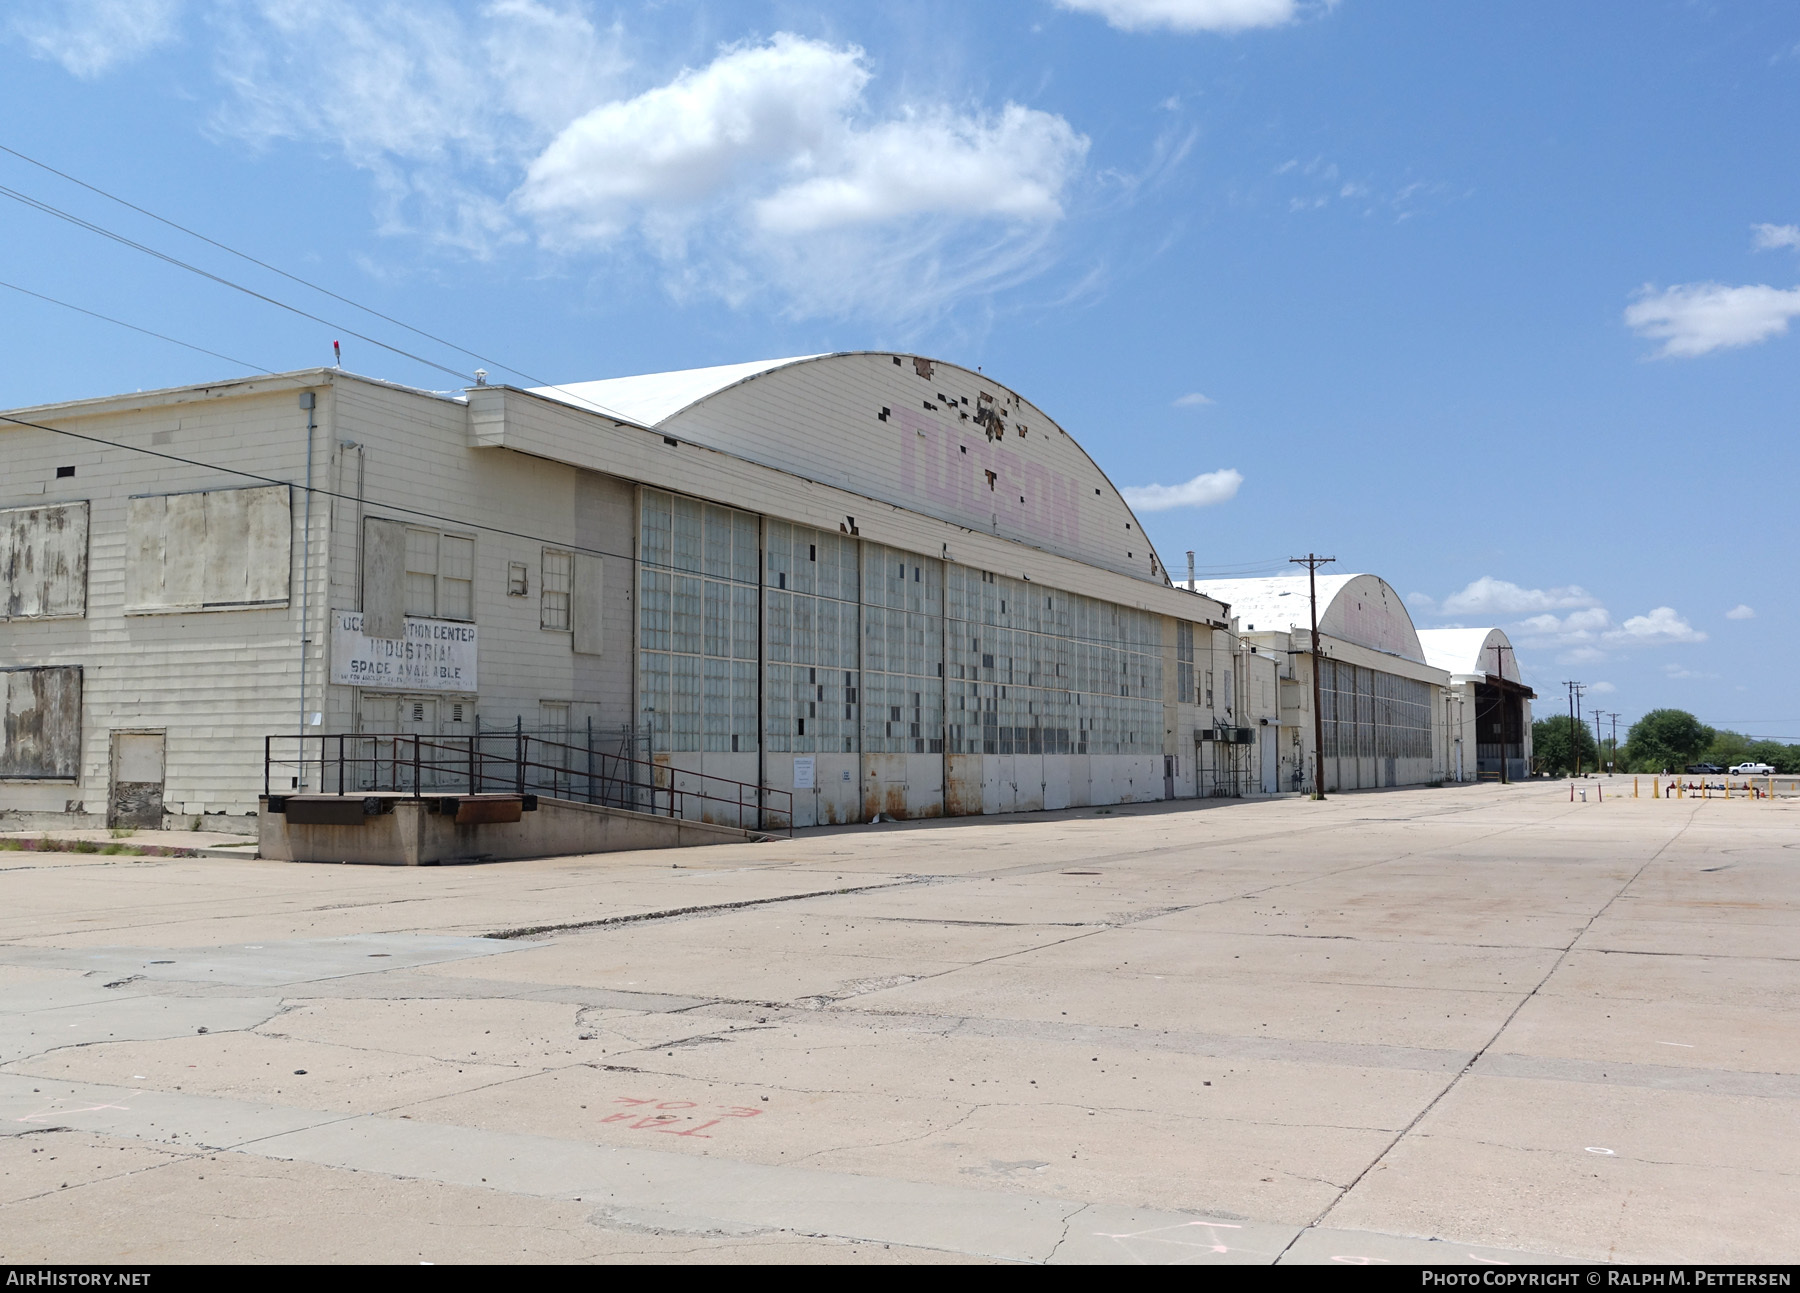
[
  {"x1": 793, "y1": 756, "x2": 815, "y2": 789},
  {"x1": 331, "y1": 610, "x2": 477, "y2": 692}
]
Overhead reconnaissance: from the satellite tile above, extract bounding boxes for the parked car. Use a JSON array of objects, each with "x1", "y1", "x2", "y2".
[
  {"x1": 1729, "y1": 762, "x2": 1775, "y2": 776},
  {"x1": 1685, "y1": 764, "x2": 1723, "y2": 774}
]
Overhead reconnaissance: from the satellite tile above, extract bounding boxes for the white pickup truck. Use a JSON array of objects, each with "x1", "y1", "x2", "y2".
[{"x1": 1729, "y1": 762, "x2": 1776, "y2": 776}]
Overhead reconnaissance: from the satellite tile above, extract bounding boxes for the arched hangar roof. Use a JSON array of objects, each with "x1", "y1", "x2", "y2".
[
  {"x1": 1198, "y1": 573, "x2": 1427, "y2": 664},
  {"x1": 536, "y1": 353, "x2": 1166, "y2": 585},
  {"x1": 1416, "y1": 627, "x2": 1521, "y2": 682}
]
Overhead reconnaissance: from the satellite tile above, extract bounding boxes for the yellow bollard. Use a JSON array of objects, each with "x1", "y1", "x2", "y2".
[
  {"x1": 1653, "y1": 779, "x2": 1660, "y2": 799},
  {"x1": 1725, "y1": 781, "x2": 1731, "y2": 800},
  {"x1": 1634, "y1": 777, "x2": 1640, "y2": 799}
]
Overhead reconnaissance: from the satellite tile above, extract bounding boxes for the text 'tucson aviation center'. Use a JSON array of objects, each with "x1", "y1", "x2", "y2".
[{"x1": 0, "y1": 352, "x2": 1529, "y2": 832}]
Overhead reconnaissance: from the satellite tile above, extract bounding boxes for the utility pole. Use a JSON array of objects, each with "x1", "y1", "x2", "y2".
[
  {"x1": 1610, "y1": 712, "x2": 1619, "y2": 770},
  {"x1": 1563, "y1": 681, "x2": 1576, "y2": 778},
  {"x1": 1491, "y1": 643, "x2": 1514, "y2": 784},
  {"x1": 1562, "y1": 681, "x2": 1586, "y2": 777},
  {"x1": 1289, "y1": 554, "x2": 1336, "y2": 800}
]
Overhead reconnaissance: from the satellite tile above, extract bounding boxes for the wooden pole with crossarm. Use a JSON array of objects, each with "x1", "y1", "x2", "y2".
[{"x1": 1290, "y1": 554, "x2": 1336, "y2": 800}]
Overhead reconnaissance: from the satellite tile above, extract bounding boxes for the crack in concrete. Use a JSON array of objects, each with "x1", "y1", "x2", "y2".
[
  {"x1": 485, "y1": 879, "x2": 930, "y2": 940},
  {"x1": 1307, "y1": 804, "x2": 1704, "y2": 1231},
  {"x1": 1046, "y1": 1203, "x2": 1086, "y2": 1262}
]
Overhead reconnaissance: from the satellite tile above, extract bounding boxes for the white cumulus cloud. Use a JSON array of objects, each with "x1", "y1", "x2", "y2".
[
  {"x1": 1120, "y1": 468, "x2": 1243, "y2": 512},
  {"x1": 1625, "y1": 281, "x2": 1800, "y2": 358},
  {"x1": 1056, "y1": 0, "x2": 1298, "y2": 33},
  {"x1": 205, "y1": 15, "x2": 1088, "y2": 316},
  {"x1": 1725, "y1": 603, "x2": 1756, "y2": 620},
  {"x1": 1752, "y1": 223, "x2": 1800, "y2": 251},
  {"x1": 1607, "y1": 606, "x2": 1706, "y2": 645},
  {"x1": 1513, "y1": 607, "x2": 1615, "y2": 649},
  {"x1": 1439, "y1": 577, "x2": 1600, "y2": 617},
  {"x1": 519, "y1": 36, "x2": 1085, "y2": 244},
  {"x1": 11, "y1": 0, "x2": 182, "y2": 78},
  {"x1": 1172, "y1": 392, "x2": 1215, "y2": 407}
]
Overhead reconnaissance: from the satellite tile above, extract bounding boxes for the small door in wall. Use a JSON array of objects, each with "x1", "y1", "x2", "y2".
[{"x1": 109, "y1": 731, "x2": 165, "y2": 828}]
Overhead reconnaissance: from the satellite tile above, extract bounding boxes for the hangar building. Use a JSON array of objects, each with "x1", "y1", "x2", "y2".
[
  {"x1": 1194, "y1": 574, "x2": 1462, "y2": 794},
  {"x1": 1416, "y1": 627, "x2": 1534, "y2": 782},
  {"x1": 0, "y1": 353, "x2": 1302, "y2": 833}
]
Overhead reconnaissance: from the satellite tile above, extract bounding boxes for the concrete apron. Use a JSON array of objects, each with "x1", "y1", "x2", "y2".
[
  {"x1": 0, "y1": 1073, "x2": 1561, "y2": 1265},
  {"x1": 258, "y1": 795, "x2": 771, "y2": 865}
]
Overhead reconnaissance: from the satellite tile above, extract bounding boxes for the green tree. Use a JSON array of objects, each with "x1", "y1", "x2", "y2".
[
  {"x1": 1702, "y1": 730, "x2": 1754, "y2": 770},
  {"x1": 1534, "y1": 715, "x2": 1599, "y2": 776},
  {"x1": 1748, "y1": 739, "x2": 1800, "y2": 774},
  {"x1": 1621, "y1": 709, "x2": 1713, "y2": 773}
]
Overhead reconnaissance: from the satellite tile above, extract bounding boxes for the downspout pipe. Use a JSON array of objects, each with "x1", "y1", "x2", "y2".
[{"x1": 297, "y1": 391, "x2": 316, "y2": 785}]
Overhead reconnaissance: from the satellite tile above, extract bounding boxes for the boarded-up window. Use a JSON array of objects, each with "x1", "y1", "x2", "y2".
[
  {"x1": 572, "y1": 553, "x2": 603, "y2": 656},
  {"x1": 1, "y1": 502, "x2": 88, "y2": 621},
  {"x1": 125, "y1": 486, "x2": 290, "y2": 613},
  {"x1": 0, "y1": 665, "x2": 82, "y2": 779}
]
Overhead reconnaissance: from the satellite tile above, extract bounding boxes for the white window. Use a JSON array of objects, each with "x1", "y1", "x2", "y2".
[
  {"x1": 440, "y1": 535, "x2": 473, "y2": 620},
  {"x1": 507, "y1": 563, "x2": 529, "y2": 597},
  {"x1": 401, "y1": 527, "x2": 475, "y2": 621},
  {"x1": 541, "y1": 548, "x2": 572, "y2": 630},
  {"x1": 404, "y1": 529, "x2": 438, "y2": 617}
]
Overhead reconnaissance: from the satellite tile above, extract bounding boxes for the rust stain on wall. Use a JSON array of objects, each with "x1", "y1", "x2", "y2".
[{"x1": 945, "y1": 754, "x2": 982, "y2": 817}]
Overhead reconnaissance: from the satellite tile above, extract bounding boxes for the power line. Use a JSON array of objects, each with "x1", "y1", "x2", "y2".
[
  {"x1": 0, "y1": 277, "x2": 274, "y2": 375},
  {"x1": 0, "y1": 142, "x2": 631, "y2": 418},
  {"x1": 0, "y1": 140, "x2": 549, "y2": 391},
  {"x1": 0, "y1": 179, "x2": 474, "y2": 383}
]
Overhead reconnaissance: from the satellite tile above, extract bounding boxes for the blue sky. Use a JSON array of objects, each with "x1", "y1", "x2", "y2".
[{"x1": 3, "y1": 0, "x2": 1796, "y2": 741}]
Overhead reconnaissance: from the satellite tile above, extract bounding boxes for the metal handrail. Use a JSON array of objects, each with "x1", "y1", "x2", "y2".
[{"x1": 264, "y1": 732, "x2": 793, "y2": 836}]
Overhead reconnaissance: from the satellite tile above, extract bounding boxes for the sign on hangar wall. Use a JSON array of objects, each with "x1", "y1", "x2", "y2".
[{"x1": 330, "y1": 610, "x2": 477, "y2": 692}]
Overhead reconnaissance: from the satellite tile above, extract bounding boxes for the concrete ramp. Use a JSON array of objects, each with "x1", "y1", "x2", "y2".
[{"x1": 259, "y1": 793, "x2": 772, "y2": 865}]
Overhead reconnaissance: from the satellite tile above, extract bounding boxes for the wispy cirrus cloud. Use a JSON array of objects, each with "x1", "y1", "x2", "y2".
[
  {"x1": 9, "y1": 0, "x2": 182, "y2": 78},
  {"x1": 1752, "y1": 223, "x2": 1800, "y2": 251},
  {"x1": 1120, "y1": 468, "x2": 1242, "y2": 511},
  {"x1": 1172, "y1": 392, "x2": 1214, "y2": 407}
]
